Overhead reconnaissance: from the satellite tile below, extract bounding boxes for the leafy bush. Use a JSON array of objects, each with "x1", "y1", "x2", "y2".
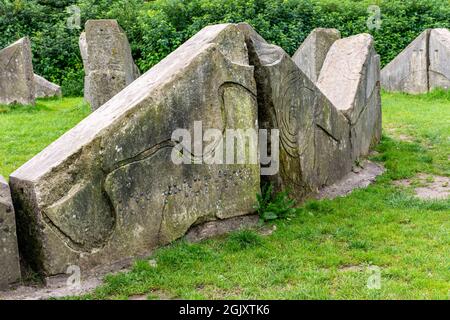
[
  {"x1": 254, "y1": 183, "x2": 296, "y2": 222},
  {"x1": 1, "y1": 0, "x2": 449, "y2": 96}
]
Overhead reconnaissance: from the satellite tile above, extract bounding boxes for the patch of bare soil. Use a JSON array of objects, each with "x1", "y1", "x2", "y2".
[
  {"x1": 129, "y1": 290, "x2": 174, "y2": 300},
  {"x1": 316, "y1": 161, "x2": 385, "y2": 200},
  {"x1": 394, "y1": 174, "x2": 450, "y2": 200},
  {"x1": 384, "y1": 127, "x2": 415, "y2": 142},
  {"x1": 0, "y1": 274, "x2": 103, "y2": 300},
  {"x1": 396, "y1": 134, "x2": 415, "y2": 142},
  {"x1": 0, "y1": 259, "x2": 134, "y2": 300}
]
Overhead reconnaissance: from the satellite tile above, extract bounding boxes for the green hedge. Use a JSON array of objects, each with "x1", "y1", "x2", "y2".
[{"x1": 1, "y1": 0, "x2": 449, "y2": 96}]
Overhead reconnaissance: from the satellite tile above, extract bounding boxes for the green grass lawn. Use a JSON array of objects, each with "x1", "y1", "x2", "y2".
[
  {"x1": 0, "y1": 92, "x2": 449, "y2": 300},
  {"x1": 0, "y1": 98, "x2": 90, "y2": 179}
]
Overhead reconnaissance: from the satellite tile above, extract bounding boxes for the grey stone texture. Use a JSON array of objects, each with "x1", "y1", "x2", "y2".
[
  {"x1": 292, "y1": 28, "x2": 341, "y2": 83},
  {"x1": 34, "y1": 74, "x2": 62, "y2": 99},
  {"x1": 381, "y1": 30, "x2": 430, "y2": 94},
  {"x1": 0, "y1": 176, "x2": 21, "y2": 289},
  {"x1": 0, "y1": 37, "x2": 35, "y2": 106},
  {"x1": 317, "y1": 34, "x2": 382, "y2": 160},
  {"x1": 80, "y1": 20, "x2": 141, "y2": 111},
  {"x1": 10, "y1": 23, "x2": 382, "y2": 278},
  {"x1": 10, "y1": 24, "x2": 260, "y2": 276},
  {"x1": 429, "y1": 28, "x2": 450, "y2": 91},
  {"x1": 239, "y1": 24, "x2": 352, "y2": 199},
  {"x1": 381, "y1": 28, "x2": 450, "y2": 93}
]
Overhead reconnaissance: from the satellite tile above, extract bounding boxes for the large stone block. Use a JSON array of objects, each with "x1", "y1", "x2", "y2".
[
  {"x1": 0, "y1": 176, "x2": 21, "y2": 289},
  {"x1": 292, "y1": 28, "x2": 341, "y2": 83},
  {"x1": 318, "y1": 34, "x2": 382, "y2": 160},
  {"x1": 381, "y1": 28, "x2": 450, "y2": 93},
  {"x1": 11, "y1": 24, "x2": 260, "y2": 276},
  {"x1": 239, "y1": 24, "x2": 352, "y2": 199},
  {"x1": 34, "y1": 74, "x2": 62, "y2": 99},
  {"x1": 0, "y1": 37, "x2": 35, "y2": 106},
  {"x1": 380, "y1": 30, "x2": 430, "y2": 94},
  {"x1": 80, "y1": 20, "x2": 141, "y2": 111},
  {"x1": 429, "y1": 28, "x2": 450, "y2": 91}
]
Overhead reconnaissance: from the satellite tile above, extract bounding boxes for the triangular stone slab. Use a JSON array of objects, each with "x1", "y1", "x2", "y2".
[
  {"x1": 11, "y1": 24, "x2": 260, "y2": 276},
  {"x1": 0, "y1": 37, "x2": 35, "y2": 105},
  {"x1": 381, "y1": 28, "x2": 450, "y2": 93},
  {"x1": 317, "y1": 34, "x2": 382, "y2": 160},
  {"x1": 380, "y1": 30, "x2": 430, "y2": 94},
  {"x1": 239, "y1": 24, "x2": 352, "y2": 199},
  {"x1": 34, "y1": 74, "x2": 62, "y2": 99},
  {"x1": 292, "y1": 28, "x2": 341, "y2": 83}
]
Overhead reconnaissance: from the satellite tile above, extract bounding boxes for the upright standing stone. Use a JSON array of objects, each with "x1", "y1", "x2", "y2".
[
  {"x1": 0, "y1": 37, "x2": 35, "y2": 105},
  {"x1": 0, "y1": 176, "x2": 21, "y2": 289},
  {"x1": 80, "y1": 20, "x2": 141, "y2": 111},
  {"x1": 318, "y1": 34, "x2": 382, "y2": 160},
  {"x1": 429, "y1": 28, "x2": 450, "y2": 91},
  {"x1": 239, "y1": 24, "x2": 352, "y2": 199},
  {"x1": 381, "y1": 30, "x2": 430, "y2": 94},
  {"x1": 34, "y1": 74, "x2": 62, "y2": 99},
  {"x1": 292, "y1": 28, "x2": 341, "y2": 83},
  {"x1": 11, "y1": 24, "x2": 260, "y2": 276}
]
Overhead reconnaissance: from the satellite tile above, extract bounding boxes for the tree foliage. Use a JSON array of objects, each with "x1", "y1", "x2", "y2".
[{"x1": 1, "y1": 0, "x2": 449, "y2": 96}]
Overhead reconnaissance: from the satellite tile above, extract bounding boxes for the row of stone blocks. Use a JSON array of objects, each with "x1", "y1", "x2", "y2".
[
  {"x1": 1, "y1": 23, "x2": 382, "y2": 287},
  {"x1": 0, "y1": 38, "x2": 61, "y2": 106}
]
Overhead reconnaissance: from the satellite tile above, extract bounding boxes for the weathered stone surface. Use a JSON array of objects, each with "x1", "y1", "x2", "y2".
[
  {"x1": 381, "y1": 28, "x2": 450, "y2": 93},
  {"x1": 429, "y1": 28, "x2": 450, "y2": 91},
  {"x1": 316, "y1": 161, "x2": 385, "y2": 200},
  {"x1": 292, "y1": 28, "x2": 341, "y2": 83},
  {"x1": 380, "y1": 30, "x2": 430, "y2": 94},
  {"x1": 381, "y1": 30, "x2": 430, "y2": 94},
  {"x1": 239, "y1": 24, "x2": 352, "y2": 198},
  {"x1": 34, "y1": 74, "x2": 62, "y2": 99},
  {"x1": 185, "y1": 215, "x2": 259, "y2": 243},
  {"x1": 317, "y1": 34, "x2": 382, "y2": 160},
  {"x1": 80, "y1": 20, "x2": 141, "y2": 111},
  {"x1": 0, "y1": 176, "x2": 21, "y2": 289},
  {"x1": 0, "y1": 37, "x2": 35, "y2": 106},
  {"x1": 11, "y1": 24, "x2": 260, "y2": 276}
]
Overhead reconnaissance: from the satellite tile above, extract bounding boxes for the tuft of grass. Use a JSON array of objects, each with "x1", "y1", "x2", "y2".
[
  {"x1": 226, "y1": 230, "x2": 263, "y2": 251},
  {"x1": 303, "y1": 199, "x2": 336, "y2": 215}
]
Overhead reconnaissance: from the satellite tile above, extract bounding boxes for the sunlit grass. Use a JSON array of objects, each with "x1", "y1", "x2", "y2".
[{"x1": 0, "y1": 97, "x2": 90, "y2": 178}]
